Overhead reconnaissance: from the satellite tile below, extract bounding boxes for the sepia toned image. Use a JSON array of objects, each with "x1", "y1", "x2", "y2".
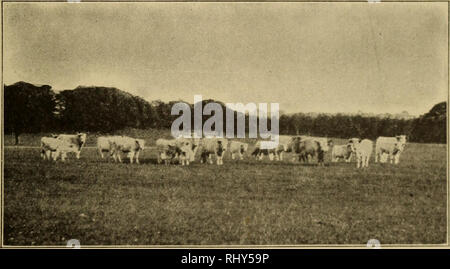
[{"x1": 0, "y1": 1, "x2": 448, "y2": 248}]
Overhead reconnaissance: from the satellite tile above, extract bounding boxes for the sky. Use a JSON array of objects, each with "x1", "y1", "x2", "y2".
[{"x1": 3, "y1": 2, "x2": 448, "y2": 116}]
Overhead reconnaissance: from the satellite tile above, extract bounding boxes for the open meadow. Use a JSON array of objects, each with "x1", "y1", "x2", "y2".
[{"x1": 2, "y1": 130, "x2": 447, "y2": 246}]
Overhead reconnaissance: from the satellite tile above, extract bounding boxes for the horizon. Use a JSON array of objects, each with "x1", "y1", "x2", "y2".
[{"x1": 3, "y1": 2, "x2": 448, "y2": 117}]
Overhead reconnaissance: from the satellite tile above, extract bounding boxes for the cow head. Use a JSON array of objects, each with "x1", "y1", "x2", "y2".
[
  {"x1": 77, "y1": 133, "x2": 87, "y2": 147},
  {"x1": 136, "y1": 139, "x2": 145, "y2": 151},
  {"x1": 347, "y1": 143, "x2": 356, "y2": 153},
  {"x1": 394, "y1": 135, "x2": 407, "y2": 152},
  {"x1": 318, "y1": 138, "x2": 330, "y2": 152},
  {"x1": 180, "y1": 142, "x2": 195, "y2": 162},
  {"x1": 348, "y1": 138, "x2": 360, "y2": 144},
  {"x1": 240, "y1": 143, "x2": 249, "y2": 154}
]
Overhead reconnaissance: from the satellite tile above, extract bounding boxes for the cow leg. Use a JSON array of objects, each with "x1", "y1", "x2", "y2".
[
  {"x1": 76, "y1": 151, "x2": 81, "y2": 159},
  {"x1": 208, "y1": 154, "x2": 213, "y2": 164},
  {"x1": 231, "y1": 153, "x2": 235, "y2": 160},
  {"x1": 394, "y1": 154, "x2": 399, "y2": 165},
  {"x1": 99, "y1": 148, "x2": 104, "y2": 159},
  {"x1": 345, "y1": 154, "x2": 351, "y2": 163},
  {"x1": 258, "y1": 153, "x2": 264, "y2": 161},
  {"x1": 46, "y1": 150, "x2": 53, "y2": 161},
  {"x1": 239, "y1": 152, "x2": 244, "y2": 160},
  {"x1": 274, "y1": 152, "x2": 280, "y2": 161},
  {"x1": 279, "y1": 151, "x2": 284, "y2": 161},
  {"x1": 134, "y1": 151, "x2": 140, "y2": 164}
]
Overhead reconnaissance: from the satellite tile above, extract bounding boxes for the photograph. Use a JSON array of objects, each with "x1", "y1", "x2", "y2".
[{"x1": 1, "y1": 1, "x2": 448, "y2": 249}]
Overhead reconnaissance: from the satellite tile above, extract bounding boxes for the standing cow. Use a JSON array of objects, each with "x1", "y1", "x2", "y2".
[
  {"x1": 52, "y1": 133, "x2": 87, "y2": 159},
  {"x1": 299, "y1": 136, "x2": 332, "y2": 153},
  {"x1": 41, "y1": 137, "x2": 77, "y2": 162},
  {"x1": 375, "y1": 135, "x2": 407, "y2": 165},
  {"x1": 293, "y1": 137, "x2": 325, "y2": 165},
  {"x1": 229, "y1": 141, "x2": 249, "y2": 160},
  {"x1": 155, "y1": 137, "x2": 196, "y2": 165},
  {"x1": 348, "y1": 138, "x2": 373, "y2": 168},
  {"x1": 331, "y1": 144, "x2": 353, "y2": 162},
  {"x1": 251, "y1": 135, "x2": 295, "y2": 161},
  {"x1": 97, "y1": 135, "x2": 123, "y2": 160},
  {"x1": 109, "y1": 136, "x2": 145, "y2": 164},
  {"x1": 198, "y1": 137, "x2": 228, "y2": 165}
]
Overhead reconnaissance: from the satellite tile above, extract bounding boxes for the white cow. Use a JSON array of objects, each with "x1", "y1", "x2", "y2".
[
  {"x1": 229, "y1": 141, "x2": 249, "y2": 160},
  {"x1": 375, "y1": 135, "x2": 407, "y2": 165},
  {"x1": 41, "y1": 137, "x2": 77, "y2": 162},
  {"x1": 109, "y1": 136, "x2": 145, "y2": 164},
  {"x1": 198, "y1": 137, "x2": 228, "y2": 165},
  {"x1": 348, "y1": 139, "x2": 373, "y2": 168},
  {"x1": 97, "y1": 136, "x2": 124, "y2": 159},
  {"x1": 53, "y1": 133, "x2": 87, "y2": 159},
  {"x1": 331, "y1": 144, "x2": 353, "y2": 162},
  {"x1": 155, "y1": 137, "x2": 196, "y2": 165},
  {"x1": 300, "y1": 136, "x2": 332, "y2": 152},
  {"x1": 252, "y1": 135, "x2": 295, "y2": 161}
]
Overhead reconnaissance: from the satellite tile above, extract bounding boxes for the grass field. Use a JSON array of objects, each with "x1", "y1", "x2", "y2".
[{"x1": 2, "y1": 130, "x2": 447, "y2": 246}]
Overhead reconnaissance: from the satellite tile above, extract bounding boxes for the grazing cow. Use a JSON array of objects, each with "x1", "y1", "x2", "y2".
[
  {"x1": 251, "y1": 140, "x2": 277, "y2": 161},
  {"x1": 156, "y1": 138, "x2": 178, "y2": 165},
  {"x1": 155, "y1": 137, "x2": 196, "y2": 165},
  {"x1": 331, "y1": 144, "x2": 353, "y2": 162},
  {"x1": 293, "y1": 138, "x2": 325, "y2": 165},
  {"x1": 300, "y1": 136, "x2": 332, "y2": 152},
  {"x1": 251, "y1": 135, "x2": 295, "y2": 161},
  {"x1": 375, "y1": 135, "x2": 407, "y2": 164},
  {"x1": 97, "y1": 136, "x2": 124, "y2": 159},
  {"x1": 198, "y1": 137, "x2": 228, "y2": 165},
  {"x1": 348, "y1": 139, "x2": 373, "y2": 168},
  {"x1": 53, "y1": 133, "x2": 87, "y2": 159},
  {"x1": 41, "y1": 137, "x2": 77, "y2": 162},
  {"x1": 109, "y1": 136, "x2": 145, "y2": 164},
  {"x1": 229, "y1": 141, "x2": 249, "y2": 160}
]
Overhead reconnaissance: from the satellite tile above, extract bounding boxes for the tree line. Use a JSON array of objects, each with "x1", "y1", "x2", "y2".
[{"x1": 3, "y1": 81, "x2": 446, "y2": 144}]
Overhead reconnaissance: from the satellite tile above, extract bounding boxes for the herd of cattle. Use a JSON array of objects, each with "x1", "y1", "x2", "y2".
[{"x1": 39, "y1": 133, "x2": 407, "y2": 168}]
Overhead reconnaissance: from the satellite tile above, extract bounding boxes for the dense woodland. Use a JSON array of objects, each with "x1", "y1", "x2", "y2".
[{"x1": 4, "y1": 81, "x2": 446, "y2": 144}]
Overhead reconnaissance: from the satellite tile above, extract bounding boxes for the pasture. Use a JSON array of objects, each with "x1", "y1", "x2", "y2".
[{"x1": 2, "y1": 130, "x2": 447, "y2": 246}]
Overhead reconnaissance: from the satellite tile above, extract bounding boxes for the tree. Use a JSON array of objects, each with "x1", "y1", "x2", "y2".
[
  {"x1": 4, "y1": 81, "x2": 56, "y2": 144},
  {"x1": 411, "y1": 102, "x2": 446, "y2": 143}
]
